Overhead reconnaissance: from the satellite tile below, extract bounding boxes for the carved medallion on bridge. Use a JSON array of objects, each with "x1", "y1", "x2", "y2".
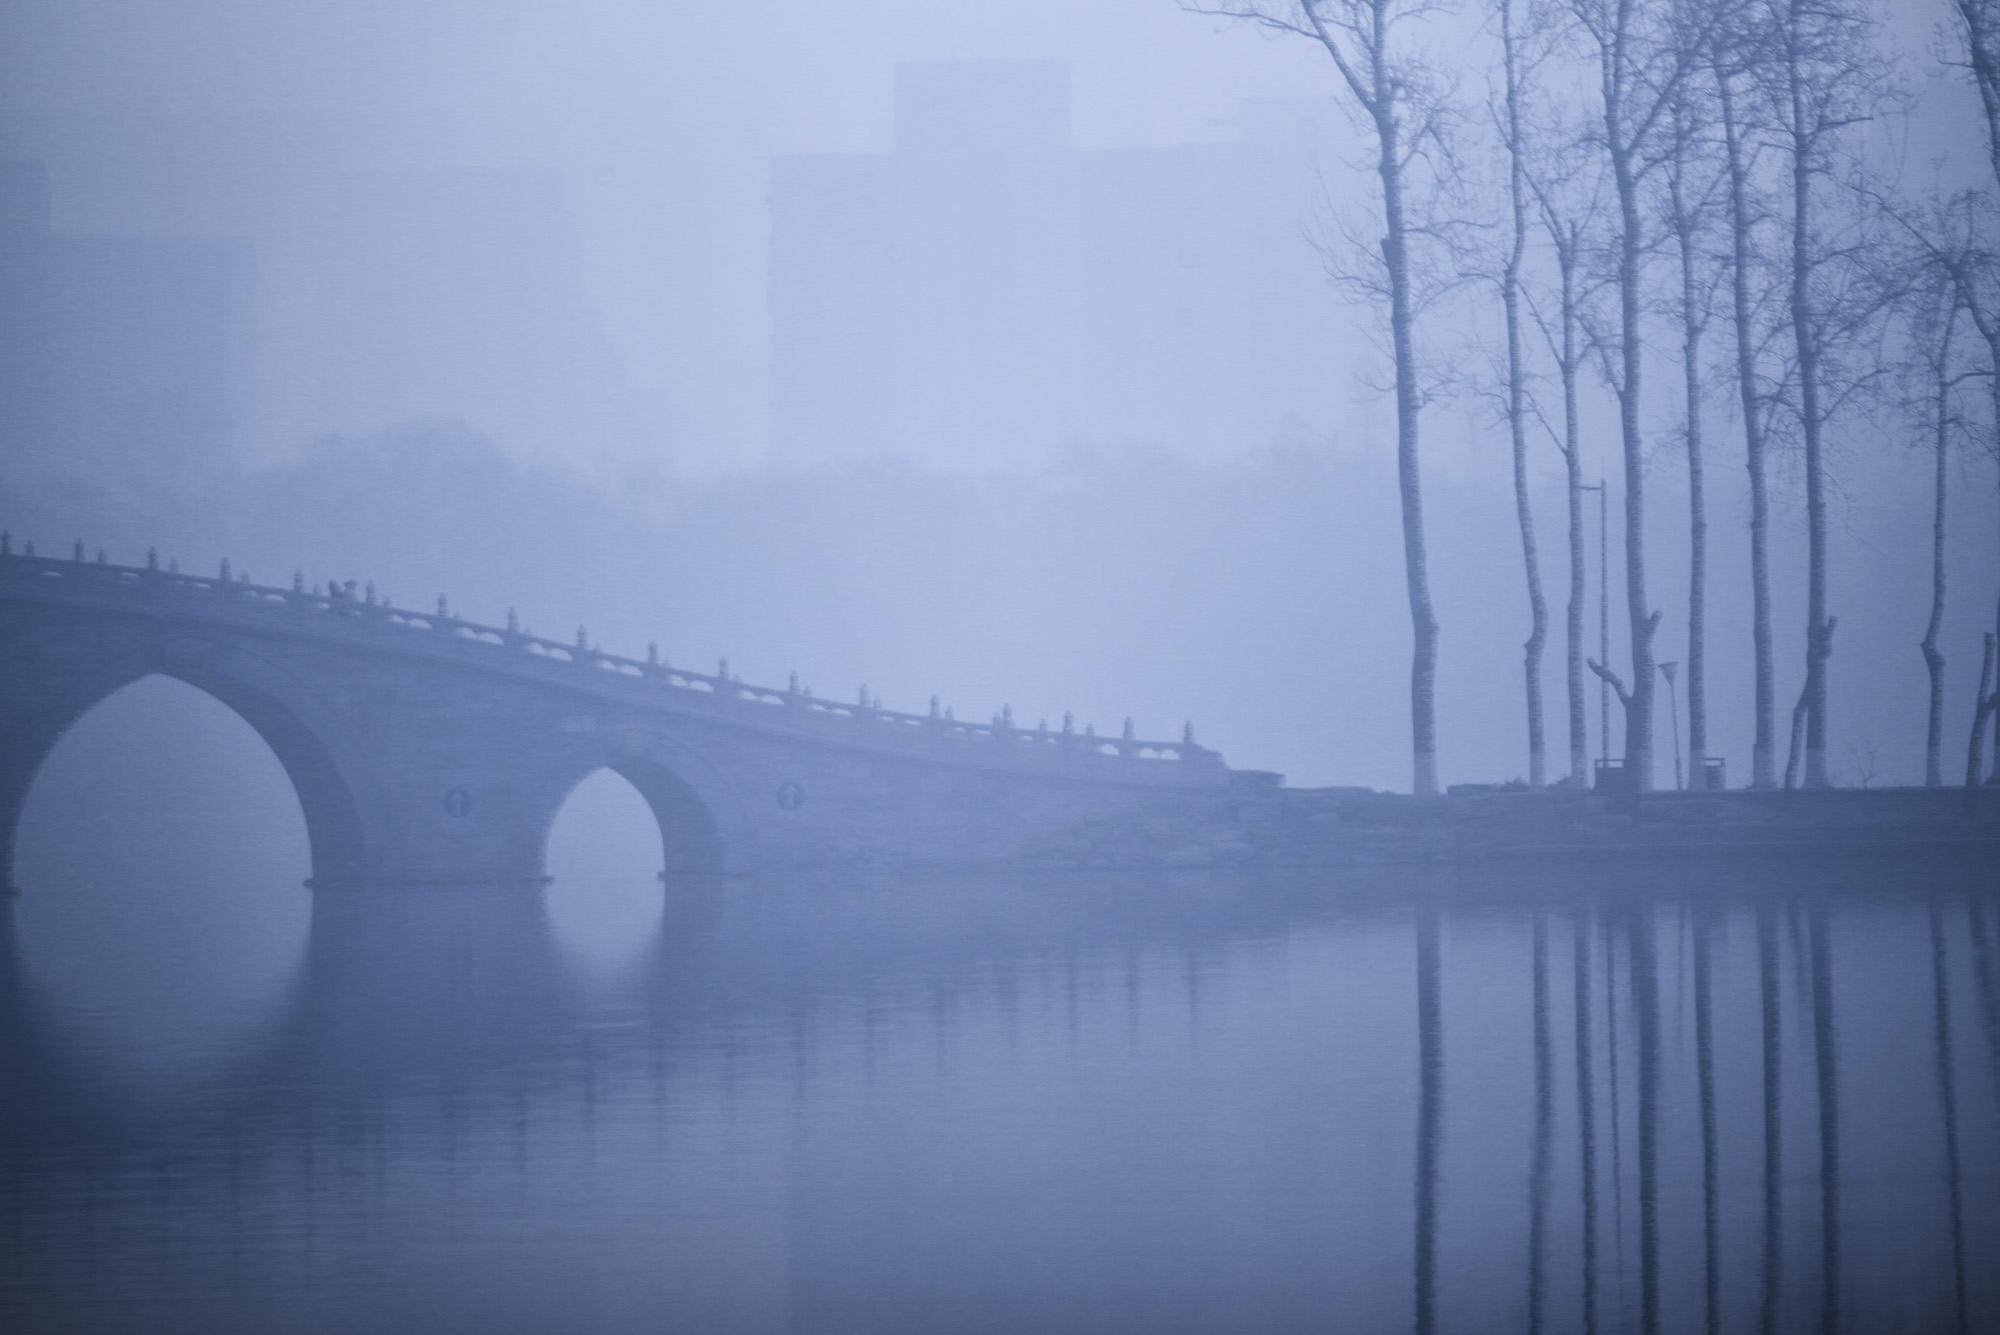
[{"x1": 775, "y1": 782, "x2": 806, "y2": 812}]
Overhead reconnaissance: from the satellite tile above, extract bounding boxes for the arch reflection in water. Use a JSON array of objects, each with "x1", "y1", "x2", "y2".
[{"x1": 1, "y1": 860, "x2": 1997, "y2": 1334}]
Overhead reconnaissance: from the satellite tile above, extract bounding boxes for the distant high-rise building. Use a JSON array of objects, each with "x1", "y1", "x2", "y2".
[
  {"x1": 0, "y1": 160, "x2": 256, "y2": 486},
  {"x1": 256, "y1": 168, "x2": 646, "y2": 470},
  {"x1": 769, "y1": 62, "x2": 1364, "y2": 470}
]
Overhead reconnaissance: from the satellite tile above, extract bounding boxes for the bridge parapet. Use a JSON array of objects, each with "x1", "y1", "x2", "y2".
[{"x1": 0, "y1": 539, "x2": 1237, "y2": 789}]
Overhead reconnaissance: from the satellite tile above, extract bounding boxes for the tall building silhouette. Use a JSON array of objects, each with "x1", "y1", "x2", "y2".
[{"x1": 769, "y1": 62, "x2": 1362, "y2": 469}]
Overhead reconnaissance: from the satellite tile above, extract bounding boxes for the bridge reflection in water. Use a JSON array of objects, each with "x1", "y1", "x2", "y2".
[{"x1": 3, "y1": 857, "x2": 1996, "y2": 1334}]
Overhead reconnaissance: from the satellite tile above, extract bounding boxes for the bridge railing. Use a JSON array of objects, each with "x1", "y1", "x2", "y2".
[{"x1": 0, "y1": 538, "x2": 1230, "y2": 781}]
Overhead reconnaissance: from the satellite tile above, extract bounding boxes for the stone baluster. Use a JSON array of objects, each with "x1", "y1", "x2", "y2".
[
  {"x1": 436, "y1": 595, "x2": 449, "y2": 617},
  {"x1": 294, "y1": 570, "x2": 306, "y2": 593},
  {"x1": 220, "y1": 557, "x2": 232, "y2": 582},
  {"x1": 146, "y1": 547, "x2": 158, "y2": 571},
  {"x1": 929, "y1": 695, "x2": 941, "y2": 720},
  {"x1": 73, "y1": 540, "x2": 85, "y2": 562}
]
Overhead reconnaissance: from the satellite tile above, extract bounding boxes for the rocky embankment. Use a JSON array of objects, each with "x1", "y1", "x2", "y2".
[{"x1": 1033, "y1": 785, "x2": 2000, "y2": 870}]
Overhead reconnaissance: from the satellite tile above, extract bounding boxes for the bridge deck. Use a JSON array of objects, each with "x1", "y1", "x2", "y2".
[{"x1": 1, "y1": 541, "x2": 1252, "y2": 790}]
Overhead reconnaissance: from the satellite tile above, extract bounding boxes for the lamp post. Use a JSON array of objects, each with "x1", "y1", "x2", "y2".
[{"x1": 1659, "y1": 659, "x2": 1683, "y2": 791}]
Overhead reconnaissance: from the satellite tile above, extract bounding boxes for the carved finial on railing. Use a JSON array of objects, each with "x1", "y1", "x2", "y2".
[
  {"x1": 220, "y1": 557, "x2": 231, "y2": 581},
  {"x1": 929, "y1": 695, "x2": 941, "y2": 719},
  {"x1": 95, "y1": 548, "x2": 107, "y2": 564},
  {"x1": 1183, "y1": 722, "x2": 1196, "y2": 746},
  {"x1": 73, "y1": 540, "x2": 85, "y2": 562},
  {"x1": 1121, "y1": 717, "x2": 1135, "y2": 742},
  {"x1": 146, "y1": 547, "x2": 158, "y2": 571},
  {"x1": 1062, "y1": 711, "x2": 1075, "y2": 735},
  {"x1": 506, "y1": 607, "x2": 519, "y2": 633},
  {"x1": 294, "y1": 570, "x2": 305, "y2": 592}
]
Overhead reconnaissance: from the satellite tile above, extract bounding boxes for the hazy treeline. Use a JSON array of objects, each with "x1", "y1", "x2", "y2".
[{"x1": 1192, "y1": 0, "x2": 2000, "y2": 793}]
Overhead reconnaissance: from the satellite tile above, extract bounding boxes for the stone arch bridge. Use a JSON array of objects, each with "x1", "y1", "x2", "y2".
[{"x1": 1, "y1": 539, "x2": 1269, "y2": 888}]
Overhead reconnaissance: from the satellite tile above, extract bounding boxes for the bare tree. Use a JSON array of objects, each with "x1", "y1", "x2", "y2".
[
  {"x1": 1895, "y1": 257, "x2": 1983, "y2": 787},
  {"x1": 1712, "y1": 22, "x2": 1785, "y2": 788},
  {"x1": 1945, "y1": 0, "x2": 2000, "y2": 779},
  {"x1": 1555, "y1": 0, "x2": 1717, "y2": 793},
  {"x1": 1758, "y1": 0, "x2": 1891, "y2": 788},
  {"x1": 1660, "y1": 10, "x2": 1724, "y2": 790},
  {"x1": 1496, "y1": 0, "x2": 1548, "y2": 788},
  {"x1": 1952, "y1": 0, "x2": 2000, "y2": 190},
  {"x1": 1187, "y1": 0, "x2": 1452, "y2": 795},
  {"x1": 1526, "y1": 133, "x2": 1611, "y2": 789}
]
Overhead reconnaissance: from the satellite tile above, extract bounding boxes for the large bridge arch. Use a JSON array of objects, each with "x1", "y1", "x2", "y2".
[{"x1": 0, "y1": 660, "x2": 371, "y2": 892}]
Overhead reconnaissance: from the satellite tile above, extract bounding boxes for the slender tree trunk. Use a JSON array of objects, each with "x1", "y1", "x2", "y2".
[
  {"x1": 1613, "y1": 147, "x2": 1658, "y2": 791},
  {"x1": 1788, "y1": 4, "x2": 1834, "y2": 788},
  {"x1": 1378, "y1": 102, "x2": 1440, "y2": 797},
  {"x1": 1670, "y1": 100, "x2": 1710, "y2": 792},
  {"x1": 1566, "y1": 363, "x2": 1589, "y2": 788},
  {"x1": 1502, "y1": 0, "x2": 1547, "y2": 789},
  {"x1": 1968, "y1": 633, "x2": 1998, "y2": 813},
  {"x1": 1923, "y1": 321, "x2": 1953, "y2": 786},
  {"x1": 1718, "y1": 59, "x2": 1778, "y2": 788}
]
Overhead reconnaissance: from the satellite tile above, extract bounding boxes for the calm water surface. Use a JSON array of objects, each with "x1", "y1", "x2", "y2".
[{"x1": 4, "y1": 850, "x2": 1997, "y2": 1334}]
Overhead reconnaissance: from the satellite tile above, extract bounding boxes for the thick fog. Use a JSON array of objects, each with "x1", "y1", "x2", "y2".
[{"x1": 1, "y1": 0, "x2": 1994, "y2": 790}]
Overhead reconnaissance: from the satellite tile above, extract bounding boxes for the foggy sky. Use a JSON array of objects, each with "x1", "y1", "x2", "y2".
[{"x1": 1, "y1": 0, "x2": 1972, "y2": 474}]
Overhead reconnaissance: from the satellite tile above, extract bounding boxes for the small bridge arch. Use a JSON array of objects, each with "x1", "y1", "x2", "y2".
[{"x1": 540, "y1": 755, "x2": 728, "y2": 881}]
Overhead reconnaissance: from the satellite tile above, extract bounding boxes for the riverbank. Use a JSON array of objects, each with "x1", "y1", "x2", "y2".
[{"x1": 1034, "y1": 785, "x2": 2000, "y2": 870}]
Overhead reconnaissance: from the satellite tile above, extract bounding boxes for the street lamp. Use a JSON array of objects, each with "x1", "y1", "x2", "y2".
[{"x1": 1659, "y1": 659, "x2": 1683, "y2": 791}]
